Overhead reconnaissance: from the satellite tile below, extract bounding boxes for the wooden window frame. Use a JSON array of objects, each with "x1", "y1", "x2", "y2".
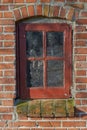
[{"x1": 16, "y1": 23, "x2": 72, "y2": 99}]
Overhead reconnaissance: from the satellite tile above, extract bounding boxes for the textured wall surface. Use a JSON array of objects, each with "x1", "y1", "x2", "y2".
[{"x1": 0, "y1": 0, "x2": 87, "y2": 129}]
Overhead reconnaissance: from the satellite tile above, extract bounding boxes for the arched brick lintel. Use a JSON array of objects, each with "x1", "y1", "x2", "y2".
[{"x1": 13, "y1": 5, "x2": 75, "y2": 22}]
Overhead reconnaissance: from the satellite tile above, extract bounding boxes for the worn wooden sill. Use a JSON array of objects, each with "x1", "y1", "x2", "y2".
[{"x1": 16, "y1": 99, "x2": 74, "y2": 117}]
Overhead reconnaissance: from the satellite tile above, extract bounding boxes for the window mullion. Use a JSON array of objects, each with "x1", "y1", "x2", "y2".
[{"x1": 43, "y1": 31, "x2": 47, "y2": 88}]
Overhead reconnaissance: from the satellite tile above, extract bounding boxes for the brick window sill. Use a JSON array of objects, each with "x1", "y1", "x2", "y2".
[{"x1": 16, "y1": 99, "x2": 74, "y2": 118}]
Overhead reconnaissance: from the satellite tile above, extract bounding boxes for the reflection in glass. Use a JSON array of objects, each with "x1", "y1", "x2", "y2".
[
  {"x1": 47, "y1": 32, "x2": 63, "y2": 57},
  {"x1": 26, "y1": 60, "x2": 43, "y2": 87},
  {"x1": 47, "y1": 60, "x2": 64, "y2": 87},
  {"x1": 26, "y1": 31, "x2": 43, "y2": 57}
]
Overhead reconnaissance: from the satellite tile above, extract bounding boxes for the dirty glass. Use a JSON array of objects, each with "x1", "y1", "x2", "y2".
[
  {"x1": 46, "y1": 32, "x2": 63, "y2": 57},
  {"x1": 26, "y1": 60, "x2": 43, "y2": 87},
  {"x1": 47, "y1": 60, "x2": 64, "y2": 87},
  {"x1": 26, "y1": 31, "x2": 43, "y2": 57}
]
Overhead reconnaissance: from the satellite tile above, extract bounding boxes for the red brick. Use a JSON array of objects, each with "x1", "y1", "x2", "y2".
[
  {"x1": 77, "y1": 19, "x2": 87, "y2": 24},
  {"x1": 75, "y1": 100, "x2": 81, "y2": 105},
  {"x1": 76, "y1": 85, "x2": 86, "y2": 91},
  {"x1": 75, "y1": 26, "x2": 86, "y2": 32},
  {"x1": 0, "y1": 5, "x2": 8, "y2": 10},
  {"x1": 13, "y1": 121, "x2": 36, "y2": 127},
  {"x1": 0, "y1": 122, "x2": 6, "y2": 127},
  {"x1": 38, "y1": 121, "x2": 51, "y2": 127},
  {"x1": 2, "y1": 114, "x2": 12, "y2": 120},
  {"x1": 14, "y1": 9, "x2": 21, "y2": 20},
  {"x1": 80, "y1": 12, "x2": 87, "y2": 17},
  {"x1": 0, "y1": 49, "x2": 14, "y2": 55},
  {"x1": 4, "y1": 42, "x2": 15, "y2": 47},
  {"x1": 6, "y1": 68, "x2": 15, "y2": 77},
  {"x1": 4, "y1": 56, "x2": 15, "y2": 62},
  {"x1": 76, "y1": 92, "x2": 87, "y2": 98},
  {"x1": 74, "y1": 41, "x2": 86, "y2": 46},
  {"x1": 14, "y1": 0, "x2": 24, "y2": 2},
  {"x1": 75, "y1": 55, "x2": 86, "y2": 61},
  {"x1": 44, "y1": 5, "x2": 49, "y2": 16},
  {"x1": 67, "y1": 7, "x2": 74, "y2": 20},
  {"x1": 60, "y1": 7, "x2": 66, "y2": 18},
  {"x1": 0, "y1": 27, "x2": 3, "y2": 33},
  {"x1": 28, "y1": 5, "x2": 35, "y2": 16},
  {"x1": 36, "y1": 5, "x2": 42, "y2": 16},
  {"x1": 0, "y1": 12, "x2": 3, "y2": 18},
  {"x1": 76, "y1": 62, "x2": 87, "y2": 68},
  {"x1": 53, "y1": 6, "x2": 60, "y2": 17},
  {"x1": 0, "y1": 93, "x2": 15, "y2": 98},
  {"x1": 76, "y1": 78, "x2": 87, "y2": 83},
  {"x1": 54, "y1": 0, "x2": 65, "y2": 1},
  {"x1": 49, "y1": 121, "x2": 61, "y2": 127},
  {"x1": 40, "y1": 0, "x2": 50, "y2": 2},
  {"x1": 0, "y1": 71, "x2": 3, "y2": 76},
  {"x1": 4, "y1": 70, "x2": 15, "y2": 76},
  {"x1": 0, "y1": 107, "x2": 13, "y2": 113},
  {"x1": 21, "y1": 6, "x2": 28, "y2": 18},
  {"x1": 0, "y1": 20, "x2": 14, "y2": 25},
  {"x1": 82, "y1": 100, "x2": 87, "y2": 105},
  {"x1": 0, "y1": 63, "x2": 14, "y2": 69},
  {"x1": 63, "y1": 121, "x2": 86, "y2": 127},
  {"x1": 75, "y1": 48, "x2": 87, "y2": 54},
  {"x1": 4, "y1": 34, "x2": 15, "y2": 40},
  {"x1": 4, "y1": 12, "x2": 13, "y2": 18},
  {"x1": 0, "y1": 78, "x2": 15, "y2": 84},
  {"x1": 2, "y1": 0, "x2": 13, "y2": 3},
  {"x1": 76, "y1": 70, "x2": 86, "y2": 76},
  {"x1": 0, "y1": 56, "x2": 3, "y2": 62},
  {"x1": 4, "y1": 26, "x2": 15, "y2": 33},
  {"x1": 26, "y1": 0, "x2": 36, "y2": 2},
  {"x1": 4, "y1": 86, "x2": 15, "y2": 91},
  {"x1": 2, "y1": 100, "x2": 14, "y2": 106},
  {"x1": 76, "y1": 33, "x2": 87, "y2": 39}
]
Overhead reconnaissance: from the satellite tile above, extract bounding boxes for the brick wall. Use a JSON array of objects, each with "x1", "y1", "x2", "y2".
[{"x1": 0, "y1": 0, "x2": 87, "y2": 129}]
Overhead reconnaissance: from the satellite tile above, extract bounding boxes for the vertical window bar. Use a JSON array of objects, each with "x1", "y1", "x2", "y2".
[{"x1": 43, "y1": 31, "x2": 47, "y2": 88}]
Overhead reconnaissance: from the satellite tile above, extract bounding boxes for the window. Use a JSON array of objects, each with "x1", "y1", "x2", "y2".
[{"x1": 16, "y1": 23, "x2": 72, "y2": 99}]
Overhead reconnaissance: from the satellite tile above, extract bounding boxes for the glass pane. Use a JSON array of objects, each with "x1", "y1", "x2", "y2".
[
  {"x1": 47, "y1": 60, "x2": 64, "y2": 87},
  {"x1": 26, "y1": 60, "x2": 43, "y2": 87},
  {"x1": 26, "y1": 31, "x2": 43, "y2": 57},
  {"x1": 47, "y1": 32, "x2": 63, "y2": 57}
]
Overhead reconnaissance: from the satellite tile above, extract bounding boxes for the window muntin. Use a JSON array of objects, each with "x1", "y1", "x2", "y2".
[{"x1": 16, "y1": 23, "x2": 72, "y2": 99}]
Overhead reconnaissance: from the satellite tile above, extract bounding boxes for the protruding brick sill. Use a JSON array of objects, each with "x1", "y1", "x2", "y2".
[{"x1": 16, "y1": 99, "x2": 74, "y2": 118}]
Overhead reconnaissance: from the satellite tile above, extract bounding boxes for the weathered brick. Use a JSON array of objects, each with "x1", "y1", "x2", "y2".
[
  {"x1": 4, "y1": 12, "x2": 13, "y2": 18},
  {"x1": 44, "y1": 5, "x2": 49, "y2": 17},
  {"x1": 26, "y1": 0, "x2": 37, "y2": 2},
  {"x1": 14, "y1": 9, "x2": 22, "y2": 20},
  {"x1": 28, "y1": 5, "x2": 35, "y2": 16},
  {"x1": 76, "y1": 85, "x2": 86, "y2": 91},
  {"x1": 4, "y1": 70, "x2": 15, "y2": 76},
  {"x1": 67, "y1": 7, "x2": 74, "y2": 20},
  {"x1": 76, "y1": 78, "x2": 87, "y2": 83},
  {"x1": 36, "y1": 5, "x2": 42, "y2": 16},
  {"x1": 4, "y1": 42, "x2": 15, "y2": 47},
  {"x1": 4, "y1": 56, "x2": 15, "y2": 62},
  {"x1": 75, "y1": 48, "x2": 87, "y2": 54},
  {"x1": 0, "y1": 49, "x2": 14, "y2": 55},
  {"x1": 2, "y1": 0, "x2": 13, "y2": 3},
  {"x1": 2, "y1": 100, "x2": 14, "y2": 106},
  {"x1": 14, "y1": 0, "x2": 24, "y2": 2},
  {"x1": 4, "y1": 26, "x2": 15, "y2": 33},
  {"x1": 2, "y1": 114, "x2": 12, "y2": 120},
  {"x1": 63, "y1": 121, "x2": 86, "y2": 127},
  {"x1": 21, "y1": 6, "x2": 28, "y2": 18},
  {"x1": 4, "y1": 86, "x2": 15, "y2": 91},
  {"x1": 0, "y1": 5, "x2": 8, "y2": 11},
  {"x1": 75, "y1": 70, "x2": 86, "y2": 76},
  {"x1": 77, "y1": 19, "x2": 87, "y2": 24},
  {"x1": 75, "y1": 55, "x2": 86, "y2": 61},
  {"x1": 40, "y1": 0, "x2": 50, "y2": 2},
  {"x1": 60, "y1": 7, "x2": 66, "y2": 18},
  {"x1": 53, "y1": 6, "x2": 60, "y2": 17},
  {"x1": 0, "y1": 78, "x2": 15, "y2": 84}
]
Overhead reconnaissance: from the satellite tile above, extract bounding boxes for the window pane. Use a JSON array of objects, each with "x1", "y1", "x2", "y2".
[
  {"x1": 26, "y1": 60, "x2": 43, "y2": 87},
  {"x1": 26, "y1": 31, "x2": 43, "y2": 57},
  {"x1": 47, "y1": 60, "x2": 64, "y2": 87},
  {"x1": 47, "y1": 32, "x2": 63, "y2": 57}
]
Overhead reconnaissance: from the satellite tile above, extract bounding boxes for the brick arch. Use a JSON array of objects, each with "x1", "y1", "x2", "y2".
[{"x1": 13, "y1": 5, "x2": 75, "y2": 21}]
